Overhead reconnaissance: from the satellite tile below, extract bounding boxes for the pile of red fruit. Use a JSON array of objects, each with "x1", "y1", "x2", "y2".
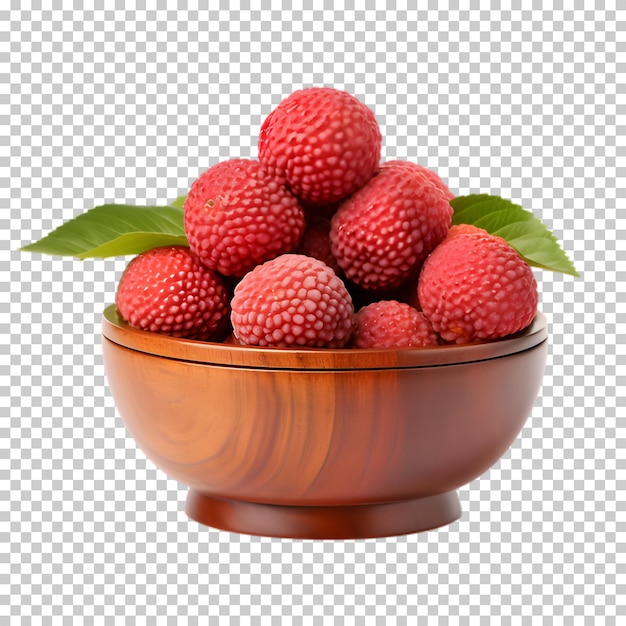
[{"x1": 116, "y1": 87, "x2": 538, "y2": 349}]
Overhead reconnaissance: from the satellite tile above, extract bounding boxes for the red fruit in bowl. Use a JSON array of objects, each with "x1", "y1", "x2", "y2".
[
  {"x1": 418, "y1": 225, "x2": 538, "y2": 344},
  {"x1": 116, "y1": 245, "x2": 230, "y2": 341},
  {"x1": 296, "y1": 215, "x2": 341, "y2": 274},
  {"x1": 183, "y1": 159, "x2": 305, "y2": 277},
  {"x1": 351, "y1": 300, "x2": 439, "y2": 349},
  {"x1": 231, "y1": 254, "x2": 354, "y2": 348},
  {"x1": 376, "y1": 159, "x2": 454, "y2": 201},
  {"x1": 258, "y1": 87, "x2": 382, "y2": 207},
  {"x1": 330, "y1": 160, "x2": 453, "y2": 291}
]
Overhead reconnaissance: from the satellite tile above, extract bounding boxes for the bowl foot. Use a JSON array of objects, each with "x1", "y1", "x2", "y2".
[{"x1": 185, "y1": 491, "x2": 462, "y2": 539}]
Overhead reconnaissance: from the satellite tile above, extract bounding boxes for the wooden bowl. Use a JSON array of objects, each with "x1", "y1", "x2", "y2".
[{"x1": 102, "y1": 305, "x2": 548, "y2": 539}]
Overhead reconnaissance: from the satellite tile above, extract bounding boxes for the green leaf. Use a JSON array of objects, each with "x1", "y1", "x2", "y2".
[
  {"x1": 450, "y1": 195, "x2": 579, "y2": 276},
  {"x1": 20, "y1": 204, "x2": 188, "y2": 259},
  {"x1": 169, "y1": 195, "x2": 187, "y2": 209}
]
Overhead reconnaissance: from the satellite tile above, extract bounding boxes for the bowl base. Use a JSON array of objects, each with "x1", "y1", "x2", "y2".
[{"x1": 185, "y1": 491, "x2": 462, "y2": 539}]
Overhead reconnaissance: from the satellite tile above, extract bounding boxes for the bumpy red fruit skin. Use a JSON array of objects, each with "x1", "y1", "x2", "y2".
[
  {"x1": 183, "y1": 159, "x2": 305, "y2": 277},
  {"x1": 330, "y1": 160, "x2": 453, "y2": 291},
  {"x1": 296, "y1": 215, "x2": 341, "y2": 274},
  {"x1": 351, "y1": 300, "x2": 439, "y2": 349},
  {"x1": 411, "y1": 163, "x2": 455, "y2": 200},
  {"x1": 258, "y1": 87, "x2": 382, "y2": 207},
  {"x1": 116, "y1": 245, "x2": 230, "y2": 341},
  {"x1": 383, "y1": 160, "x2": 455, "y2": 200},
  {"x1": 231, "y1": 254, "x2": 354, "y2": 348},
  {"x1": 418, "y1": 225, "x2": 538, "y2": 344}
]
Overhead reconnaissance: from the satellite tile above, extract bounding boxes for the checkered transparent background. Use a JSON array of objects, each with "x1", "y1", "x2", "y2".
[{"x1": 2, "y1": 4, "x2": 623, "y2": 624}]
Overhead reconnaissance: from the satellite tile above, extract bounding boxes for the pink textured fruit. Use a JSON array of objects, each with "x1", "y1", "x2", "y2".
[
  {"x1": 351, "y1": 300, "x2": 439, "y2": 349},
  {"x1": 330, "y1": 160, "x2": 453, "y2": 291},
  {"x1": 183, "y1": 159, "x2": 305, "y2": 277},
  {"x1": 116, "y1": 245, "x2": 230, "y2": 341},
  {"x1": 231, "y1": 254, "x2": 354, "y2": 348},
  {"x1": 258, "y1": 87, "x2": 382, "y2": 207},
  {"x1": 418, "y1": 225, "x2": 538, "y2": 344},
  {"x1": 296, "y1": 215, "x2": 341, "y2": 274},
  {"x1": 410, "y1": 162, "x2": 455, "y2": 200}
]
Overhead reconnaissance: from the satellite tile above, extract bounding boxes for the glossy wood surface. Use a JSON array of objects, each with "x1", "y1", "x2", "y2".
[
  {"x1": 102, "y1": 304, "x2": 547, "y2": 369},
  {"x1": 102, "y1": 306, "x2": 548, "y2": 539},
  {"x1": 185, "y1": 491, "x2": 462, "y2": 540}
]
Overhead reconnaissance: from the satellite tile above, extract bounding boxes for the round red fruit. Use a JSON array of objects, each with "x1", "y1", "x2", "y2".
[
  {"x1": 351, "y1": 300, "x2": 439, "y2": 349},
  {"x1": 116, "y1": 245, "x2": 230, "y2": 341},
  {"x1": 330, "y1": 160, "x2": 453, "y2": 291},
  {"x1": 231, "y1": 254, "x2": 354, "y2": 348},
  {"x1": 183, "y1": 159, "x2": 305, "y2": 277},
  {"x1": 418, "y1": 225, "x2": 538, "y2": 344},
  {"x1": 258, "y1": 87, "x2": 382, "y2": 207}
]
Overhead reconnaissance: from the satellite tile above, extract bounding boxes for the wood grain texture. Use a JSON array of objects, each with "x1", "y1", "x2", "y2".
[{"x1": 102, "y1": 306, "x2": 548, "y2": 538}]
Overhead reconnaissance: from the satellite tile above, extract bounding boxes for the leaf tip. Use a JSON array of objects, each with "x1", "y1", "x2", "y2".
[{"x1": 19, "y1": 242, "x2": 40, "y2": 254}]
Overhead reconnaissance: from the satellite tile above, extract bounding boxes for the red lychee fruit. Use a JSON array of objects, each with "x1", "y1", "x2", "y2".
[
  {"x1": 230, "y1": 253, "x2": 354, "y2": 348},
  {"x1": 351, "y1": 300, "x2": 439, "y2": 349},
  {"x1": 296, "y1": 215, "x2": 341, "y2": 274},
  {"x1": 116, "y1": 245, "x2": 230, "y2": 341},
  {"x1": 330, "y1": 160, "x2": 453, "y2": 291},
  {"x1": 418, "y1": 224, "x2": 538, "y2": 344},
  {"x1": 183, "y1": 159, "x2": 305, "y2": 277},
  {"x1": 258, "y1": 87, "x2": 382, "y2": 207}
]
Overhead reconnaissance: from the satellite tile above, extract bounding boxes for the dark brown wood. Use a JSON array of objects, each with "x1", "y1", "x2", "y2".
[
  {"x1": 102, "y1": 305, "x2": 548, "y2": 539},
  {"x1": 185, "y1": 491, "x2": 462, "y2": 540}
]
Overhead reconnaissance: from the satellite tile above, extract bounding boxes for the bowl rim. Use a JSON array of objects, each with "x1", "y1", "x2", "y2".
[{"x1": 102, "y1": 304, "x2": 548, "y2": 370}]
